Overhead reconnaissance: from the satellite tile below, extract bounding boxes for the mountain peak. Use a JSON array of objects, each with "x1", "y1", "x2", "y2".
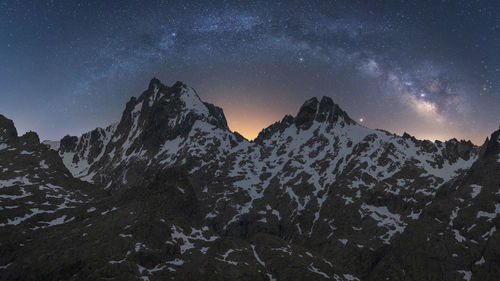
[
  {"x1": 19, "y1": 131, "x2": 40, "y2": 146},
  {"x1": 97, "y1": 78, "x2": 231, "y2": 166},
  {"x1": 483, "y1": 126, "x2": 500, "y2": 156},
  {"x1": 148, "y1": 77, "x2": 162, "y2": 90},
  {"x1": 295, "y1": 97, "x2": 319, "y2": 128},
  {"x1": 0, "y1": 114, "x2": 18, "y2": 143},
  {"x1": 295, "y1": 95, "x2": 354, "y2": 129},
  {"x1": 144, "y1": 79, "x2": 228, "y2": 130},
  {"x1": 255, "y1": 96, "x2": 355, "y2": 143},
  {"x1": 203, "y1": 102, "x2": 229, "y2": 130},
  {"x1": 59, "y1": 135, "x2": 79, "y2": 152},
  {"x1": 147, "y1": 78, "x2": 187, "y2": 94},
  {"x1": 172, "y1": 80, "x2": 187, "y2": 89}
]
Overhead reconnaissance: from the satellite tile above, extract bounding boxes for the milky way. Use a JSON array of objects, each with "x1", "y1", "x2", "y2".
[{"x1": 0, "y1": 0, "x2": 499, "y2": 144}]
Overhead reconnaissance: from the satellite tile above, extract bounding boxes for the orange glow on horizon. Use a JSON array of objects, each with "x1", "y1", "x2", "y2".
[
  {"x1": 225, "y1": 114, "x2": 485, "y2": 145},
  {"x1": 210, "y1": 94, "x2": 291, "y2": 141},
  {"x1": 210, "y1": 95, "x2": 486, "y2": 145},
  {"x1": 224, "y1": 108, "x2": 284, "y2": 141}
]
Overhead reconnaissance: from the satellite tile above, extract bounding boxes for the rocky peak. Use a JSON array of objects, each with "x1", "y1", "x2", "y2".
[
  {"x1": 483, "y1": 127, "x2": 500, "y2": 156},
  {"x1": 0, "y1": 114, "x2": 18, "y2": 143},
  {"x1": 295, "y1": 96, "x2": 355, "y2": 129},
  {"x1": 203, "y1": 102, "x2": 229, "y2": 130},
  {"x1": 442, "y1": 138, "x2": 475, "y2": 161},
  {"x1": 53, "y1": 78, "x2": 235, "y2": 184},
  {"x1": 256, "y1": 96, "x2": 355, "y2": 142},
  {"x1": 148, "y1": 77, "x2": 162, "y2": 90},
  {"x1": 400, "y1": 132, "x2": 477, "y2": 161},
  {"x1": 402, "y1": 132, "x2": 415, "y2": 140},
  {"x1": 294, "y1": 97, "x2": 319, "y2": 128},
  {"x1": 119, "y1": 78, "x2": 228, "y2": 135},
  {"x1": 254, "y1": 114, "x2": 294, "y2": 143},
  {"x1": 0, "y1": 115, "x2": 40, "y2": 150},
  {"x1": 18, "y1": 131, "x2": 40, "y2": 147},
  {"x1": 59, "y1": 135, "x2": 79, "y2": 153}
]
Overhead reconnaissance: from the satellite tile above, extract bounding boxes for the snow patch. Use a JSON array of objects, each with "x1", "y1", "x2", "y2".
[
  {"x1": 307, "y1": 263, "x2": 330, "y2": 279},
  {"x1": 457, "y1": 270, "x2": 472, "y2": 281},
  {"x1": 470, "y1": 184, "x2": 482, "y2": 199},
  {"x1": 476, "y1": 203, "x2": 500, "y2": 221},
  {"x1": 359, "y1": 203, "x2": 406, "y2": 243}
]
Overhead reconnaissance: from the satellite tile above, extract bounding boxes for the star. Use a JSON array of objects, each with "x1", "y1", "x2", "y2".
[{"x1": 359, "y1": 118, "x2": 364, "y2": 123}]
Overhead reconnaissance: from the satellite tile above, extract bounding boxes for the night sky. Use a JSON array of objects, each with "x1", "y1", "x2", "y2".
[{"x1": 1, "y1": 0, "x2": 499, "y2": 144}]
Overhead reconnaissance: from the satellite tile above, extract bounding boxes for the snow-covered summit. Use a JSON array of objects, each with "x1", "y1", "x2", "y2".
[{"x1": 52, "y1": 78, "x2": 237, "y2": 185}]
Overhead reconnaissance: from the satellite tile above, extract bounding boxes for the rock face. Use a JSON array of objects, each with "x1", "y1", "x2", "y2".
[
  {"x1": 0, "y1": 115, "x2": 17, "y2": 144},
  {"x1": 1, "y1": 79, "x2": 499, "y2": 280},
  {"x1": 368, "y1": 129, "x2": 500, "y2": 280},
  {"x1": 0, "y1": 114, "x2": 99, "y2": 279}
]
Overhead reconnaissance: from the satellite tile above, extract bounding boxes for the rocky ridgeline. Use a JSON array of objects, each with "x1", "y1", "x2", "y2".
[{"x1": 1, "y1": 78, "x2": 499, "y2": 280}]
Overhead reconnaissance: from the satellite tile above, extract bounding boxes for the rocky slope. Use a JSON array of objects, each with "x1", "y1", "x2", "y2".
[
  {"x1": 368, "y1": 129, "x2": 500, "y2": 280},
  {"x1": 1, "y1": 78, "x2": 498, "y2": 280},
  {"x1": 0, "y1": 114, "x2": 99, "y2": 277}
]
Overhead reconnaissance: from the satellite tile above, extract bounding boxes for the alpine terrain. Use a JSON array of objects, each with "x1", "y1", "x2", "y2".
[{"x1": 1, "y1": 78, "x2": 499, "y2": 281}]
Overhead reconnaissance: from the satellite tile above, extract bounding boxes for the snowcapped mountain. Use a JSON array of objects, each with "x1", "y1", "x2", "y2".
[{"x1": 1, "y1": 78, "x2": 498, "y2": 280}]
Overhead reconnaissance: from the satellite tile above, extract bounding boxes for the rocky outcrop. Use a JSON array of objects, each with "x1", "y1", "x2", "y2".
[
  {"x1": 0, "y1": 115, "x2": 99, "y2": 277},
  {"x1": 0, "y1": 114, "x2": 18, "y2": 143}
]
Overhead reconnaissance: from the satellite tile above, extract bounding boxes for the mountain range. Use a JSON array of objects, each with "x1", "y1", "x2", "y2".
[{"x1": 1, "y1": 78, "x2": 499, "y2": 280}]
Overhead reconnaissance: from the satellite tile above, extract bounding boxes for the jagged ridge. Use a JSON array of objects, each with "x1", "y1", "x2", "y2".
[{"x1": 1, "y1": 79, "x2": 499, "y2": 281}]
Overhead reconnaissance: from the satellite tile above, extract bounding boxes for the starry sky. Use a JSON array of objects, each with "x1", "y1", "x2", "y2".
[{"x1": 1, "y1": 0, "x2": 499, "y2": 144}]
